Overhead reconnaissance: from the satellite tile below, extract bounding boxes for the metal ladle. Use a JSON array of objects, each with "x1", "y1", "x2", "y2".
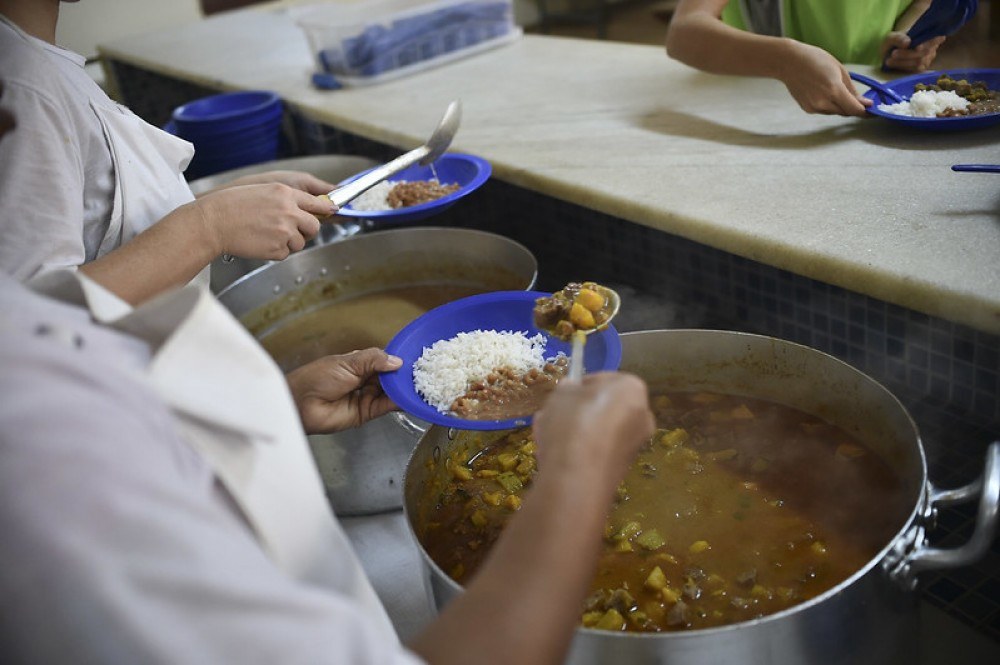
[
  {"x1": 325, "y1": 99, "x2": 462, "y2": 208},
  {"x1": 567, "y1": 286, "x2": 621, "y2": 383}
]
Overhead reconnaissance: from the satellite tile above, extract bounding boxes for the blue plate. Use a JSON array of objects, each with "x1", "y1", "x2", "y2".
[
  {"x1": 863, "y1": 68, "x2": 1000, "y2": 131},
  {"x1": 335, "y1": 153, "x2": 491, "y2": 224},
  {"x1": 380, "y1": 291, "x2": 623, "y2": 430}
]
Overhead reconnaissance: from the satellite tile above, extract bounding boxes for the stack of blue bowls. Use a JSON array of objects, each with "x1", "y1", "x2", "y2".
[{"x1": 169, "y1": 90, "x2": 284, "y2": 180}]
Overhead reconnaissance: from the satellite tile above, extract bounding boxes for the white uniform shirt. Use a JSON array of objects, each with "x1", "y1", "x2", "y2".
[
  {"x1": 0, "y1": 17, "x2": 196, "y2": 281},
  {"x1": 0, "y1": 272, "x2": 426, "y2": 665}
]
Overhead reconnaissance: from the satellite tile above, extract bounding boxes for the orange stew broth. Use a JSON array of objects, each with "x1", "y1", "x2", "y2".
[{"x1": 419, "y1": 391, "x2": 908, "y2": 632}]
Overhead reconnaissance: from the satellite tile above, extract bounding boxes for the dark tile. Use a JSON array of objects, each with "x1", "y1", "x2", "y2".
[
  {"x1": 928, "y1": 577, "x2": 966, "y2": 603},
  {"x1": 954, "y1": 337, "x2": 976, "y2": 363},
  {"x1": 936, "y1": 506, "x2": 974, "y2": 532},
  {"x1": 977, "y1": 343, "x2": 999, "y2": 369},
  {"x1": 954, "y1": 590, "x2": 998, "y2": 623}
]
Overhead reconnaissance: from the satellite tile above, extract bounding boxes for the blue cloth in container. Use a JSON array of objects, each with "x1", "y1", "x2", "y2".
[{"x1": 320, "y1": 2, "x2": 510, "y2": 78}]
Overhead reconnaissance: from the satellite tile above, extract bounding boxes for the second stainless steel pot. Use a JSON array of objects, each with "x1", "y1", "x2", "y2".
[{"x1": 218, "y1": 227, "x2": 537, "y2": 515}]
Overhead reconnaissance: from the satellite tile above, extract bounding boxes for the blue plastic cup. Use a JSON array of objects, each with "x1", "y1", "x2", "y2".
[
  {"x1": 179, "y1": 120, "x2": 284, "y2": 152},
  {"x1": 172, "y1": 90, "x2": 282, "y2": 133},
  {"x1": 173, "y1": 106, "x2": 283, "y2": 142},
  {"x1": 170, "y1": 91, "x2": 286, "y2": 181}
]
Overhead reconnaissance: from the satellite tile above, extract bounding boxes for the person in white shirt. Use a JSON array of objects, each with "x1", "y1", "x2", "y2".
[
  {"x1": 0, "y1": 0, "x2": 337, "y2": 305},
  {"x1": 2, "y1": 79, "x2": 658, "y2": 664},
  {"x1": 0, "y1": 268, "x2": 654, "y2": 665}
]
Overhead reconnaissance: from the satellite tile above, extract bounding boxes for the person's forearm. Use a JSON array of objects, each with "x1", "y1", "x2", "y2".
[
  {"x1": 408, "y1": 468, "x2": 615, "y2": 665},
  {"x1": 666, "y1": 12, "x2": 795, "y2": 80},
  {"x1": 79, "y1": 200, "x2": 219, "y2": 305}
]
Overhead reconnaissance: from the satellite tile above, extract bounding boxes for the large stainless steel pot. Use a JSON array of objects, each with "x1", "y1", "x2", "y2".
[
  {"x1": 218, "y1": 227, "x2": 537, "y2": 515},
  {"x1": 403, "y1": 329, "x2": 999, "y2": 665}
]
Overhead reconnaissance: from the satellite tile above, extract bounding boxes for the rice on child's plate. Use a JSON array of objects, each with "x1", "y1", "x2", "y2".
[
  {"x1": 413, "y1": 330, "x2": 550, "y2": 414},
  {"x1": 878, "y1": 89, "x2": 970, "y2": 117}
]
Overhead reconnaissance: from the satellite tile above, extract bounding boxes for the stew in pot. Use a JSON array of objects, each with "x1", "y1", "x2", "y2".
[
  {"x1": 258, "y1": 284, "x2": 487, "y2": 372},
  {"x1": 418, "y1": 390, "x2": 908, "y2": 632}
]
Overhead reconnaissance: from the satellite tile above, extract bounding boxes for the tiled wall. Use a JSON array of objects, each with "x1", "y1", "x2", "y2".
[{"x1": 110, "y1": 62, "x2": 1000, "y2": 642}]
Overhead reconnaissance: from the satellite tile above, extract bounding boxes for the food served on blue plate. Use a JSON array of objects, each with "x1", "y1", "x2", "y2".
[
  {"x1": 350, "y1": 179, "x2": 460, "y2": 211},
  {"x1": 335, "y1": 152, "x2": 491, "y2": 224},
  {"x1": 863, "y1": 69, "x2": 1000, "y2": 130},
  {"x1": 414, "y1": 329, "x2": 569, "y2": 421},
  {"x1": 877, "y1": 73, "x2": 999, "y2": 118},
  {"x1": 380, "y1": 291, "x2": 622, "y2": 430}
]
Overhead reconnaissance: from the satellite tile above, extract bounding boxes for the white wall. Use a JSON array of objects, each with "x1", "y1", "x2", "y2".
[{"x1": 55, "y1": 0, "x2": 203, "y2": 59}]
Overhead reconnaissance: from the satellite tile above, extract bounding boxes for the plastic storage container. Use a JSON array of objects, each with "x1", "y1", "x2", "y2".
[{"x1": 292, "y1": 0, "x2": 521, "y2": 87}]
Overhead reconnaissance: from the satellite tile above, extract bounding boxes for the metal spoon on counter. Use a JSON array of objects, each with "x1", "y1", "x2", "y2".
[{"x1": 325, "y1": 99, "x2": 462, "y2": 208}]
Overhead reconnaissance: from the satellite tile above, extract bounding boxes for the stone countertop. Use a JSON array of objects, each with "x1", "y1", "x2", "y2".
[{"x1": 99, "y1": 6, "x2": 1000, "y2": 334}]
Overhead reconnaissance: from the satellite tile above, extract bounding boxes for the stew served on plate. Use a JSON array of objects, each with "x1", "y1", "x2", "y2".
[{"x1": 915, "y1": 74, "x2": 1000, "y2": 116}]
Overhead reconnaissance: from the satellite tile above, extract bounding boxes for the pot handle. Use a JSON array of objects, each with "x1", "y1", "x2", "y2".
[
  {"x1": 392, "y1": 411, "x2": 430, "y2": 437},
  {"x1": 887, "y1": 442, "x2": 999, "y2": 589},
  {"x1": 315, "y1": 219, "x2": 373, "y2": 246}
]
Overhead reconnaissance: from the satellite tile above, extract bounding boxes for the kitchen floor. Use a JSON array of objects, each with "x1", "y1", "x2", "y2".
[{"x1": 529, "y1": 0, "x2": 1000, "y2": 70}]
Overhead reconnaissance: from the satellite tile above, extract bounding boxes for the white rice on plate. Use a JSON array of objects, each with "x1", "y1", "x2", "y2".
[
  {"x1": 347, "y1": 180, "x2": 399, "y2": 211},
  {"x1": 413, "y1": 330, "x2": 552, "y2": 414},
  {"x1": 878, "y1": 89, "x2": 970, "y2": 118}
]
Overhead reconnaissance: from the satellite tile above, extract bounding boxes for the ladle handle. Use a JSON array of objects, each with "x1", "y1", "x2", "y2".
[
  {"x1": 328, "y1": 144, "x2": 432, "y2": 208},
  {"x1": 567, "y1": 332, "x2": 586, "y2": 383}
]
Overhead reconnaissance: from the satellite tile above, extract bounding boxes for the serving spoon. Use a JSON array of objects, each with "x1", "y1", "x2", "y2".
[
  {"x1": 325, "y1": 100, "x2": 462, "y2": 208},
  {"x1": 567, "y1": 287, "x2": 621, "y2": 382},
  {"x1": 538, "y1": 284, "x2": 620, "y2": 383}
]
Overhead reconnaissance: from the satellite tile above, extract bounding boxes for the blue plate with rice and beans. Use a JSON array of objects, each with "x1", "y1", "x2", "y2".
[
  {"x1": 859, "y1": 68, "x2": 1000, "y2": 131},
  {"x1": 335, "y1": 153, "x2": 491, "y2": 224},
  {"x1": 380, "y1": 291, "x2": 622, "y2": 430}
]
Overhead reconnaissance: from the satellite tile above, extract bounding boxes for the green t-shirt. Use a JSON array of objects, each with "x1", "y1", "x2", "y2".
[{"x1": 721, "y1": 0, "x2": 913, "y2": 65}]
